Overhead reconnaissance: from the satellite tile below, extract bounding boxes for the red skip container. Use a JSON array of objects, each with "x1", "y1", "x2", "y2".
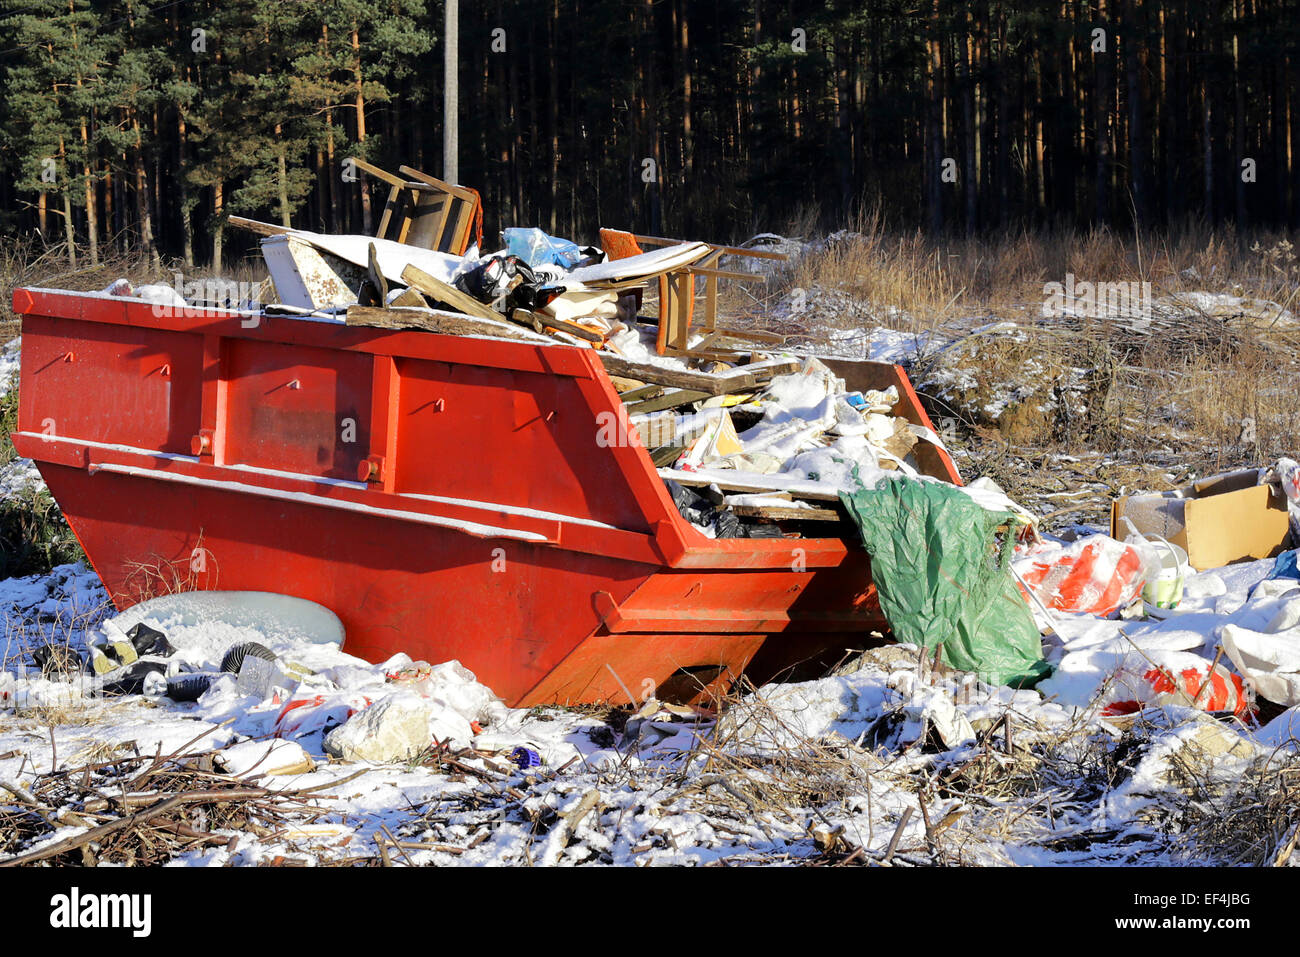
[{"x1": 11, "y1": 287, "x2": 960, "y2": 706}]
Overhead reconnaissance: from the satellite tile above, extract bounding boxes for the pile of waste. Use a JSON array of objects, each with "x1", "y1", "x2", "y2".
[
  {"x1": 13, "y1": 590, "x2": 509, "y2": 767},
  {"x1": 94, "y1": 163, "x2": 967, "y2": 542}
]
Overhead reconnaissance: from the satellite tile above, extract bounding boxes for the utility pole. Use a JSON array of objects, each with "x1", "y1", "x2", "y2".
[{"x1": 443, "y1": 0, "x2": 459, "y2": 184}]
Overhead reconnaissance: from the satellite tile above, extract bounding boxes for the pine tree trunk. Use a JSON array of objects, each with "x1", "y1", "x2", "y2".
[
  {"x1": 352, "y1": 24, "x2": 372, "y2": 233},
  {"x1": 178, "y1": 112, "x2": 193, "y2": 267},
  {"x1": 547, "y1": 0, "x2": 559, "y2": 233},
  {"x1": 1204, "y1": 81, "x2": 1214, "y2": 223},
  {"x1": 1095, "y1": 0, "x2": 1111, "y2": 224},
  {"x1": 925, "y1": 0, "x2": 943, "y2": 232},
  {"x1": 131, "y1": 112, "x2": 160, "y2": 270},
  {"x1": 212, "y1": 180, "x2": 224, "y2": 274},
  {"x1": 834, "y1": 34, "x2": 853, "y2": 218},
  {"x1": 959, "y1": 14, "x2": 977, "y2": 235},
  {"x1": 105, "y1": 168, "x2": 117, "y2": 252},
  {"x1": 58, "y1": 138, "x2": 76, "y2": 266},
  {"x1": 79, "y1": 122, "x2": 99, "y2": 265},
  {"x1": 1233, "y1": 0, "x2": 1247, "y2": 225},
  {"x1": 275, "y1": 123, "x2": 291, "y2": 227},
  {"x1": 679, "y1": 0, "x2": 693, "y2": 180},
  {"x1": 68, "y1": 8, "x2": 99, "y2": 264},
  {"x1": 1123, "y1": 0, "x2": 1148, "y2": 226},
  {"x1": 326, "y1": 110, "x2": 340, "y2": 233}
]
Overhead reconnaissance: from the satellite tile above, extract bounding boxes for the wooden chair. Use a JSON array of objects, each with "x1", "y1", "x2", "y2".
[
  {"x1": 353, "y1": 159, "x2": 480, "y2": 255},
  {"x1": 598, "y1": 228, "x2": 787, "y2": 356}
]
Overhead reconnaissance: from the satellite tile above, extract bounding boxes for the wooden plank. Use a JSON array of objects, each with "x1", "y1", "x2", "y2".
[
  {"x1": 631, "y1": 234, "x2": 789, "y2": 261},
  {"x1": 376, "y1": 185, "x2": 399, "y2": 238},
  {"x1": 658, "y1": 468, "x2": 841, "y2": 502},
  {"x1": 626, "y1": 389, "x2": 710, "y2": 416},
  {"x1": 388, "y1": 287, "x2": 428, "y2": 308},
  {"x1": 228, "y1": 216, "x2": 293, "y2": 237},
  {"x1": 596, "y1": 353, "x2": 798, "y2": 396},
  {"x1": 400, "y1": 265, "x2": 502, "y2": 321},
  {"x1": 650, "y1": 445, "x2": 682, "y2": 467},
  {"x1": 618, "y1": 385, "x2": 663, "y2": 403},
  {"x1": 689, "y1": 267, "x2": 767, "y2": 283},
  {"x1": 351, "y1": 158, "x2": 408, "y2": 188},
  {"x1": 399, "y1": 165, "x2": 479, "y2": 208},
  {"x1": 708, "y1": 327, "x2": 787, "y2": 343},
  {"x1": 515, "y1": 308, "x2": 605, "y2": 343},
  {"x1": 344, "y1": 306, "x2": 541, "y2": 342},
  {"x1": 444, "y1": 195, "x2": 475, "y2": 254},
  {"x1": 703, "y1": 274, "x2": 719, "y2": 330},
  {"x1": 730, "y1": 504, "x2": 844, "y2": 522}
]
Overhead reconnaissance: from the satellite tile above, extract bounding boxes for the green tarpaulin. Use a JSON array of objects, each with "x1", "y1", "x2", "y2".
[{"x1": 840, "y1": 477, "x2": 1050, "y2": 687}]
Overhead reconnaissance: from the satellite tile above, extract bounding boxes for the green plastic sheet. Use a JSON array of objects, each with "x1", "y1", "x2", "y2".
[{"x1": 840, "y1": 477, "x2": 1050, "y2": 688}]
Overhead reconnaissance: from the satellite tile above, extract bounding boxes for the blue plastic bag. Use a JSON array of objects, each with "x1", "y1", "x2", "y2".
[{"x1": 503, "y1": 227, "x2": 583, "y2": 269}]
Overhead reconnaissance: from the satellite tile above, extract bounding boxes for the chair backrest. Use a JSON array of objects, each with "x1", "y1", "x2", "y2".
[
  {"x1": 357, "y1": 159, "x2": 481, "y2": 255},
  {"x1": 599, "y1": 228, "x2": 694, "y2": 354}
]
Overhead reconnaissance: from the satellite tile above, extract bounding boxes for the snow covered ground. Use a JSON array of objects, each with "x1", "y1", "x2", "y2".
[{"x1": 2, "y1": 546, "x2": 1298, "y2": 866}]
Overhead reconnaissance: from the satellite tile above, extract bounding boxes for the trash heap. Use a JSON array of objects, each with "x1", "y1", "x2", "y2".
[
  {"x1": 15, "y1": 590, "x2": 511, "y2": 770},
  {"x1": 105, "y1": 200, "x2": 955, "y2": 541}
]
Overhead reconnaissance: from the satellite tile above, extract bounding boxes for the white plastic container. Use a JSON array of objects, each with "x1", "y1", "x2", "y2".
[{"x1": 1141, "y1": 536, "x2": 1188, "y2": 609}]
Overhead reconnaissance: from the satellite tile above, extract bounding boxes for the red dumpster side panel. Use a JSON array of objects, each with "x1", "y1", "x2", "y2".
[
  {"x1": 42, "y1": 464, "x2": 655, "y2": 705},
  {"x1": 223, "y1": 339, "x2": 374, "y2": 481},
  {"x1": 19, "y1": 315, "x2": 204, "y2": 454},
  {"x1": 391, "y1": 357, "x2": 652, "y2": 531}
]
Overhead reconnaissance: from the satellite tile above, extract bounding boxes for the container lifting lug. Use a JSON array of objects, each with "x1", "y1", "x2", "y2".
[{"x1": 359, "y1": 455, "x2": 385, "y2": 483}]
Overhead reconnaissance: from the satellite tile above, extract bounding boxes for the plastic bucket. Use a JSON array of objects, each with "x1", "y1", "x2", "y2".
[{"x1": 1141, "y1": 536, "x2": 1188, "y2": 609}]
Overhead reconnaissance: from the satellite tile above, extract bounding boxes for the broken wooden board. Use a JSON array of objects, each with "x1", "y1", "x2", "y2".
[
  {"x1": 650, "y1": 445, "x2": 682, "y2": 467},
  {"x1": 626, "y1": 389, "x2": 710, "y2": 416},
  {"x1": 596, "y1": 354, "x2": 799, "y2": 396},
  {"x1": 400, "y1": 265, "x2": 501, "y2": 321},
  {"x1": 513, "y1": 308, "x2": 605, "y2": 343},
  {"x1": 345, "y1": 306, "x2": 547, "y2": 342},
  {"x1": 630, "y1": 233, "x2": 790, "y2": 261},
  {"x1": 615, "y1": 383, "x2": 660, "y2": 401},
  {"x1": 658, "y1": 467, "x2": 842, "y2": 502},
  {"x1": 228, "y1": 215, "x2": 295, "y2": 237},
  {"x1": 729, "y1": 504, "x2": 844, "y2": 522}
]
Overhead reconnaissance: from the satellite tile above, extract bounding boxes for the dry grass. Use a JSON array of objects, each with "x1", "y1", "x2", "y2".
[
  {"x1": 1, "y1": 592, "x2": 111, "y2": 684},
  {"x1": 1167, "y1": 749, "x2": 1300, "y2": 866},
  {"x1": 769, "y1": 214, "x2": 1298, "y2": 329},
  {"x1": 0, "y1": 743, "x2": 342, "y2": 866},
  {"x1": 119, "y1": 532, "x2": 220, "y2": 603},
  {"x1": 747, "y1": 219, "x2": 1300, "y2": 515}
]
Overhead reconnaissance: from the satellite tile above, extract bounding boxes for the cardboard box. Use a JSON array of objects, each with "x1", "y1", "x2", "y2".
[{"x1": 1111, "y1": 468, "x2": 1292, "y2": 571}]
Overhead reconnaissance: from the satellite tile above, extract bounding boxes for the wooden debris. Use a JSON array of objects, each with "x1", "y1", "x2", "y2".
[
  {"x1": 345, "y1": 306, "x2": 544, "y2": 342},
  {"x1": 626, "y1": 389, "x2": 710, "y2": 415},
  {"x1": 400, "y1": 264, "x2": 502, "y2": 321},
  {"x1": 729, "y1": 504, "x2": 843, "y2": 522},
  {"x1": 597, "y1": 354, "x2": 799, "y2": 395},
  {"x1": 658, "y1": 468, "x2": 841, "y2": 502},
  {"x1": 882, "y1": 806, "x2": 913, "y2": 865},
  {"x1": 227, "y1": 215, "x2": 294, "y2": 237},
  {"x1": 387, "y1": 287, "x2": 428, "y2": 308},
  {"x1": 649, "y1": 446, "x2": 681, "y2": 467},
  {"x1": 609, "y1": 377, "x2": 649, "y2": 394},
  {"x1": 515, "y1": 308, "x2": 605, "y2": 343}
]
